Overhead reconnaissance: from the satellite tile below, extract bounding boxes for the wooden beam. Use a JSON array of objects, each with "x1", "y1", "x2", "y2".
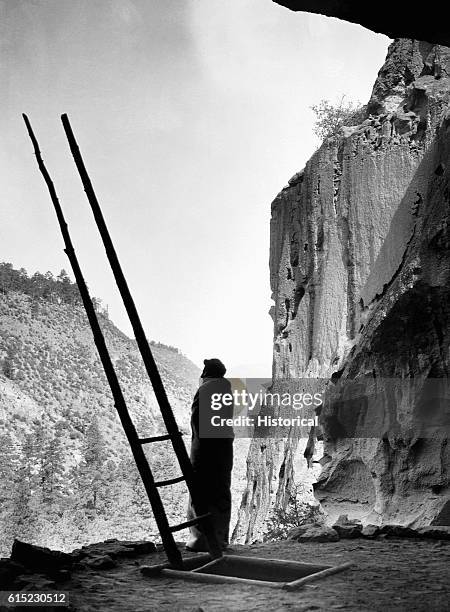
[
  {"x1": 23, "y1": 114, "x2": 183, "y2": 569},
  {"x1": 60, "y1": 113, "x2": 222, "y2": 561}
]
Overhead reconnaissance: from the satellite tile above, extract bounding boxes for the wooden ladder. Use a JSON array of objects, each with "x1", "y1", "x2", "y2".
[{"x1": 23, "y1": 114, "x2": 223, "y2": 569}]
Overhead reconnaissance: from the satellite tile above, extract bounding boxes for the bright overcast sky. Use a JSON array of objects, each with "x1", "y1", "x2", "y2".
[{"x1": 0, "y1": 0, "x2": 390, "y2": 375}]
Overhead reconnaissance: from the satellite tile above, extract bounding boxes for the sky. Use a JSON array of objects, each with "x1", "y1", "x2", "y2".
[{"x1": 0, "y1": 0, "x2": 390, "y2": 376}]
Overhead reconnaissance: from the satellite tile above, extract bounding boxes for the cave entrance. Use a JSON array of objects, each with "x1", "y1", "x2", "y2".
[
  {"x1": 142, "y1": 553, "x2": 352, "y2": 590},
  {"x1": 26, "y1": 115, "x2": 354, "y2": 588}
]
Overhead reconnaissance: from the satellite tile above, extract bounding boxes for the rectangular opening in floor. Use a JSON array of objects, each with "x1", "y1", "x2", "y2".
[
  {"x1": 193, "y1": 555, "x2": 329, "y2": 582},
  {"x1": 148, "y1": 554, "x2": 353, "y2": 590}
]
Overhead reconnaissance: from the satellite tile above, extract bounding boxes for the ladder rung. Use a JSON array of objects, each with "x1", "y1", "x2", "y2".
[
  {"x1": 154, "y1": 475, "x2": 185, "y2": 488},
  {"x1": 139, "y1": 432, "x2": 183, "y2": 444},
  {"x1": 169, "y1": 513, "x2": 211, "y2": 533}
]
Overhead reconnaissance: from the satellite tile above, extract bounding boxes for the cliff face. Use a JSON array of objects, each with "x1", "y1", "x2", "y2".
[{"x1": 234, "y1": 40, "x2": 450, "y2": 541}]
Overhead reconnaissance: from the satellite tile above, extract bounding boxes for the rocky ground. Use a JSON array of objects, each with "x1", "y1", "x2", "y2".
[{"x1": 1, "y1": 533, "x2": 449, "y2": 612}]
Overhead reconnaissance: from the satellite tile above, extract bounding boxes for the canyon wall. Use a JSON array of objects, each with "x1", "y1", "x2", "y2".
[{"x1": 234, "y1": 39, "x2": 450, "y2": 542}]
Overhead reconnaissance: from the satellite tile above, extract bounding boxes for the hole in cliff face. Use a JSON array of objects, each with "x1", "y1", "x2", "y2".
[
  {"x1": 283, "y1": 298, "x2": 291, "y2": 329},
  {"x1": 316, "y1": 224, "x2": 324, "y2": 251},
  {"x1": 290, "y1": 233, "x2": 299, "y2": 268},
  {"x1": 409, "y1": 88, "x2": 428, "y2": 140},
  {"x1": 314, "y1": 459, "x2": 376, "y2": 523},
  {"x1": 292, "y1": 286, "x2": 305, "y2": 319},
  {"x1": 411, "y1": 193, "x2": 422, "y2": 217},
  {"x1": 435, "y1": 163, "x2": 444, "y2": 176}
]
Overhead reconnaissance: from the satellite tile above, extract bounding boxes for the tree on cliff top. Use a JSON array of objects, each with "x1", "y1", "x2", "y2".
[{"x1": 311, "y1": 96, "x2": 366, "y2": 140}]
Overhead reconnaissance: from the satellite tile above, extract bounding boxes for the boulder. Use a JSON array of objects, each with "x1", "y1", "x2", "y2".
[
  {"x1": 10, "y1": 540, "x2": 72, "y2": 572},
  {"x1": 84, "y1": 555, "x2": 117, "y2": 570},
  {"x1": 333, "y1": 515, "x2": 363, "y2": 539},
  {"x1": 334, "y1": 525, "x2": 362, "y2": 539},
  {"x1": 379, "y1": 525, "x2": 418, "y2": 538},
  {"x1": 288, "y1": 524, "x2": 340, "y2": 542},
  {"x1": 416, "y1": 526, "x2": 450, "y2": 540},
  {"x1": 361, "y1": 525, "x2": 381, "y2": 539}
]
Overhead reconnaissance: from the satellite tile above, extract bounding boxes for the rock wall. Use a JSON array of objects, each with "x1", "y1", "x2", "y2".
[
  {"x1": 273, "y1": 1, "x2": 450, "y2": 47},
  {"x1": 234, "y1": 39, "x2": 450, "y2": 542}
]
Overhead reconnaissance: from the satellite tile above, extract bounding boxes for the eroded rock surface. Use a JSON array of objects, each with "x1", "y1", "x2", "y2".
[
  {"x1": 235, "y1": 39, "x2": 450, "y2": 541},
  {"x1": 273, "y1": 1, "x2": 450, "y2": 47}
]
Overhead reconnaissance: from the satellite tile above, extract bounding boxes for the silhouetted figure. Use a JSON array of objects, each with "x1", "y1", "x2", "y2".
[{"x1": 187, "y1": 358, "x2": 234, "y2": 552}]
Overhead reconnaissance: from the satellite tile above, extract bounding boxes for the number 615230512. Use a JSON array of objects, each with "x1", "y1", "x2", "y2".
[{"x1": 1, "y1": 592, "x2": 69, "y2": 607}]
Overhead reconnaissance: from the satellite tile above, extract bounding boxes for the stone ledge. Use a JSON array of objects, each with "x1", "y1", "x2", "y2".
[{"x1": 1, "y1": 539, "x2": 157, "y2": 590}]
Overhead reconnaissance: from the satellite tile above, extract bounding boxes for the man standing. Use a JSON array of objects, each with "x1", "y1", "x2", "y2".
[{"x1": 186, "y1": 358, "x2": 234, "y2": 552}]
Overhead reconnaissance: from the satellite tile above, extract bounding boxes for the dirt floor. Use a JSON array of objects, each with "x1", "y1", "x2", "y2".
[{"x1": 65, "y1": 538, "x2": 450, "y2": 611}]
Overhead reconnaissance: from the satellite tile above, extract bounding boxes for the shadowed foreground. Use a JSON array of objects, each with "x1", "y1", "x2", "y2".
[
  {"x1": 68, "y1": 541, "x2": 450, "y2": 611},
  {"x1": 3, "y1": 538, "x2": 448, "y2": 611}
]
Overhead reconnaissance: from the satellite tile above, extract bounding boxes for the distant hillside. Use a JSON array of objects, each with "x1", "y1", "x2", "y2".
[{"x1": 0, "y1": 263, "x2": 200, "y2": 556}]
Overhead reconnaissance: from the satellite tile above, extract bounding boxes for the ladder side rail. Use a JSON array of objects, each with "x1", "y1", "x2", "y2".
[
  {"x1": 60, "y1": 113, "x2": 222, "y2": 559},
  {"x1": 22, "y1": 114, "x2": 183, "y2": 569},
  {"x1": 60, "y1": 113, "x2": 182, "y2": 438}
]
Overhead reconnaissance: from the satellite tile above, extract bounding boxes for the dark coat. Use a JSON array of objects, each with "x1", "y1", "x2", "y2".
[{"x1": 187, "y1": 376, "x2": 234, "y2": 550}]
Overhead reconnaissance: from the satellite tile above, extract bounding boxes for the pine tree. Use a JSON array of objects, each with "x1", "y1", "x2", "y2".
[
  {"x1": 3, "y1": 345, "x2": 18, "y2": 380},
  {"x1": 31, "y1": 416, "x2": 48, "y2": 471},
  {"x1": 109, "y1": 448, "x2": 156, "y2": 540},
  {"x1": 74, "y1": 415, "x2": 109, "y2": 516},
  {"x1": 0, "y1": 431, "x2": 19, "y2": 555},
  {"x1": 40, "y1": 421, "x2": 66, "y2": 515},
  {"x1": 12, "y1": 433, "x2": 39, "y2": 543},
  {"x1": 57, "y1": 269, "x2": 72, "y2": 304}
]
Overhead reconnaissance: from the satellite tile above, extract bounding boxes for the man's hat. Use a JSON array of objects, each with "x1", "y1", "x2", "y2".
[{"x1": 201, "y1": 358, "x2": 226, "y2": 378}]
